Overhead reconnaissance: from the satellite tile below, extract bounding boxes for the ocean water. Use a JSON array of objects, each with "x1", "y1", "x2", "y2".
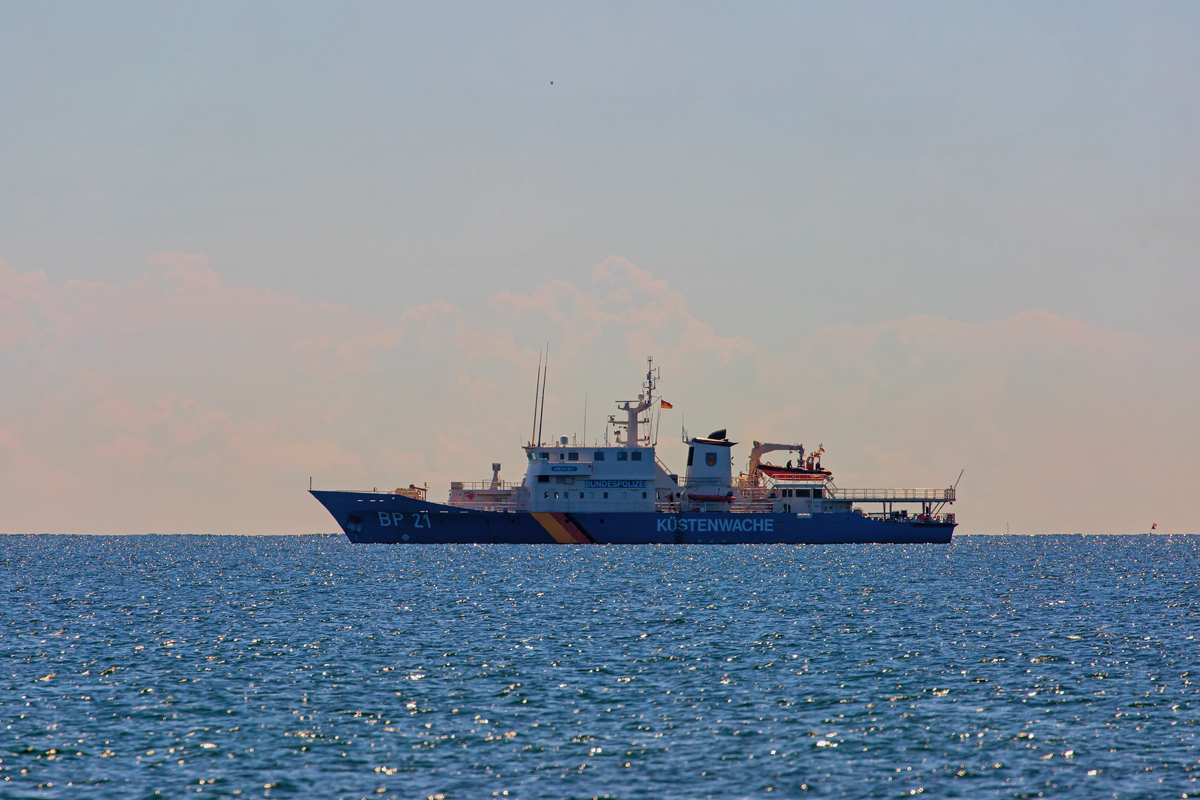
[{"x1": 2, "y1": 535, "x2": 1197, "y2": 800}]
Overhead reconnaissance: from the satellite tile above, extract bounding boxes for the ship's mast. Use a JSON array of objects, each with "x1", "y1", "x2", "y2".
[{"x1": 610, "y1": 357, "x2": 658, "y2": 448}]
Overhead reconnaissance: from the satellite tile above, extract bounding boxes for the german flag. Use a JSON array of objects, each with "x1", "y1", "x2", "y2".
[{"x1": 660, "y1": 400, "x2": 674, "y2": 409}]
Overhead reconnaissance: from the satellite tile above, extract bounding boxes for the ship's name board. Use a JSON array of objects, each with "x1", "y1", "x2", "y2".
[
  {"x1": 657, "y1": 517, "x2": 775, "y2": 533},
  {"x1": 584, "y1": 479, "x2": 646, "y2": 489}
]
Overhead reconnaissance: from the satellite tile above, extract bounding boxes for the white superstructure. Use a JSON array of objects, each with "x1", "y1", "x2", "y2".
[{"x1": 444, "y1": 358, "x2": 956, "y2": 524}]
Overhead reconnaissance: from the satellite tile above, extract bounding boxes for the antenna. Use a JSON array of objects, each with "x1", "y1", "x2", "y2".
[
  {"x1": 953, "y1": 469, "x2": 964, "y2": 491},
  {"x1": 537, "y1": 345, "x2": 549, "y2": 446},
  {"x1": 530, "y1": 348, "x2": 542, "y2": 445}
]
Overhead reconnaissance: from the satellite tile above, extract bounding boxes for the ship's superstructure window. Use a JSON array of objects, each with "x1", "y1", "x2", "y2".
[
  {"x1": 589, "y1": 492, "x2": 594, "y2": 499},
  {"x1": 632, "y1": 451, "x2": 642, "y2": 461},
  {"x1": 527, "y1": 451, "x2": 534, "y2": 461},
  {"x1": 813, "y1": 488, "x2": 824, "y2": 499},
  {"x1": 603, "y1": 492, "x2": 609, "y2": 499},
  {"x1": 686, "y1": 447, "x2": 695, "y2": 466},
  {"x1": 568, "y1": 451, "x2": 579, "y2": 461},
  {"x1": 540, "y1": 452, "x2": 549, "y2": 460},
  {"x1": 795, "y1": 488, "x2": 810, "y2": 497},
  {"x1": 558, "y1": 453, "x2": 565, "y2": 461},
  {"x1": 537, "y1": 475, "x2": 549, "y2": 483},
  {"x1": 618, "y1": 452, "x2": 629, "y2": 461},
  {"x1": 594, "y1": 451, "x2": 605, "y2": 461}
]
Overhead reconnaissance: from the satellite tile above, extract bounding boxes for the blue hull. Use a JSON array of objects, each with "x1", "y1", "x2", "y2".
[{"x1": 311, "y1": 490, "x2": 955, "y2": 544}]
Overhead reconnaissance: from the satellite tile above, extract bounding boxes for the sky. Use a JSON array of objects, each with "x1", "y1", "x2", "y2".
[{"x1": 2, "y1": 2, "x2": 1198, "y2": 534}]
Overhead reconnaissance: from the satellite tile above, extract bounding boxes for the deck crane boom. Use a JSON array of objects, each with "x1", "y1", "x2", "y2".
[{"x1": 747, "y1": 441, "x2": 804, "y2": 485}]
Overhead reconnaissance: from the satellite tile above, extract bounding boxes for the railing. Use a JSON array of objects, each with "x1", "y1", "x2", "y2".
[
  {"x1": 656, "y1": 498, "x2": 770, "y2": 514},
  {"x1": 655, "y1": 455, "x2": 680, "y2": 484},
  {"x1": 862, "y1": 511, "x2": 956, "y2": 524},
  {"x1": 449, "y1": 480, "x2": 519, "y2": 492},
  {"x1": 653, "y1": 483, "x2": 955, "y2": 514},
  {"x1": 730, "y1": 498, "x2": 775, "y2": 514},
  {"x1": 829, "y1": 487, "x2": 955, "y2": 502},
  {"x1": 447, "y1": 498, "x2": 521, "y2": 512}
]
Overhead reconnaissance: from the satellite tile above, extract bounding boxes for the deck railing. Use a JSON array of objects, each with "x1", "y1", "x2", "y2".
[
  {"x1": 446, "y1": 498, "x2": 521, "y2": 512},
  {"x1": 829, "y1": 487, "x2": 955, "y2": 502},
  {"x1": 449, "y1": 480, "x2": 519, "y2": 492},
  {"x1": 655, "y1": 455, "x2": 679, "y2": 482}
]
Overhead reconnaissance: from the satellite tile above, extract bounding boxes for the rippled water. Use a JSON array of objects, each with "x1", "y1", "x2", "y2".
[{"x1": 2, "y1": 535, "x2": 1198, "y2": 799}]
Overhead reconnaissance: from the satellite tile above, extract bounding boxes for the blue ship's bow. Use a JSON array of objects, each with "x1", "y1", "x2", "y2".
[{"x1": 311, "y1": 490, "x2": 954, "y2": 545}]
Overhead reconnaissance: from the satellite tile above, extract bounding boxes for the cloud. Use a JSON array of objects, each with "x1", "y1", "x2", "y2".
[
  {"x1": 492, "y1": 256, "x2": 756, "y2": 368},
  {"x1": 1, "y1": 253, "x2": 1196, "y2": 534}
]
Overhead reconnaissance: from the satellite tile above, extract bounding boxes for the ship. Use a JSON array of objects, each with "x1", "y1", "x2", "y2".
[{"x1": 310, "y1": 359, "x2": 957, "y2": 544}]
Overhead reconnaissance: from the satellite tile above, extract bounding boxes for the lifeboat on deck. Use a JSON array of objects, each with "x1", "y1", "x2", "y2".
[{"x1": 757, "y1": 463, "x2": 832, "y2": 482}]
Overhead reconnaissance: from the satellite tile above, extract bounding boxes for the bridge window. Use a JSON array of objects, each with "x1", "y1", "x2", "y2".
[
  {"x1": 813, "y1": 488, "x2": 823, "y2": 499},
  {"x1": 540, "y1": 452, "x2": 549, "y2": 460},
  {"x1": 594, "y1": 451, "x2": 605, "y2": 461},
  {"x1": 537, "y1": 475, "x2": 549, "y2": 483},
  {"x1": 559, "y1": 453, "x2": 565, "y2": 461},
  {"x1": 686, "y1": 447, "x2": 694, "y2": 467},
  {"x1": 796, "y1": 488, "x2": 810, "y2": 497},
  {"x1": 631, "y1": 451, "x2": 642, "y2": 461},
  {"x1": 568, "y1": 451, "x2": 579, "y2": 461},
  {"x1": 527, "y1": 451, "x2": 534, "y2": 461}
]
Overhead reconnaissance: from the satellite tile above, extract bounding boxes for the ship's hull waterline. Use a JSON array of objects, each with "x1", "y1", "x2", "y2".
[{"x1": 312, "y1": 491, "x2": 954, "y2": 545}]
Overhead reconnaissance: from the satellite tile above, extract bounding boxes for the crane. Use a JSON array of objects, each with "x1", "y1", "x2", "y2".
[{"x1": 746, "y1": 441, "x2": 804, "y2": 486}]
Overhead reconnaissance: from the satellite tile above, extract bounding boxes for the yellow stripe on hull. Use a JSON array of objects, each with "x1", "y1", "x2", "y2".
[{"x1": 531, "y1": 512, "x2": 592, "y2": 543}]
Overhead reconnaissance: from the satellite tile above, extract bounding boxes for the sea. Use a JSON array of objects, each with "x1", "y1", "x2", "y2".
[{"x1": 2, "y1": 534, "x2": 1197, "y2": 799}]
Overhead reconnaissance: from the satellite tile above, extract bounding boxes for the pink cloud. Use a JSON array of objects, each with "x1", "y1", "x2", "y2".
[
  {"x1": 0, "y1": 252, "x2": 1196, "y2": 535},
  {"x1": 491, "y1": 255, "x2": 756, "y2": 368}
]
